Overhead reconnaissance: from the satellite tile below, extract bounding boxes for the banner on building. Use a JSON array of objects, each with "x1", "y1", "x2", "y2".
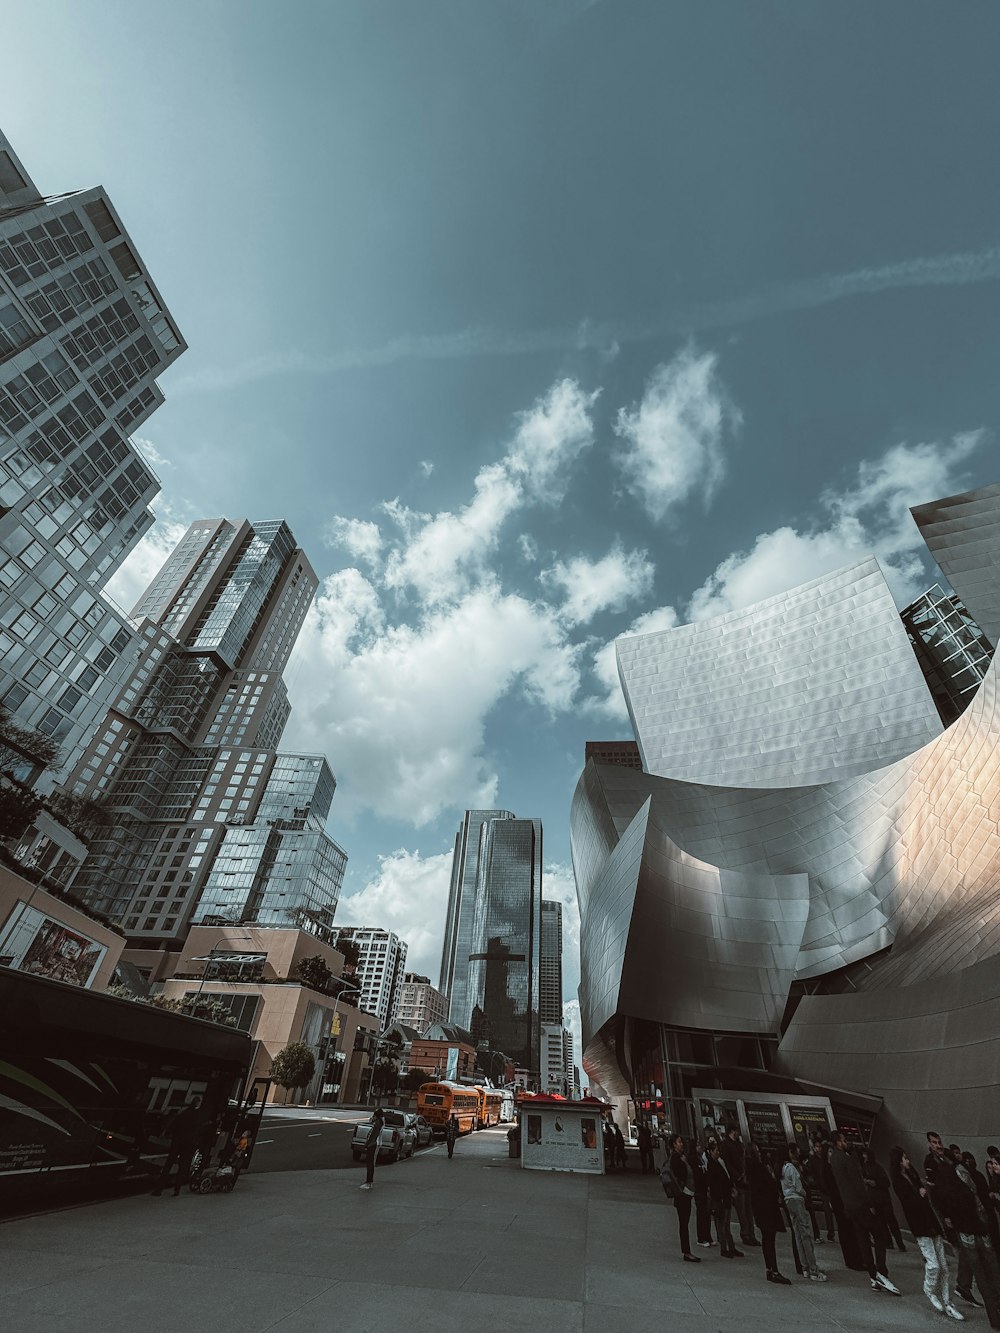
[{"x1": 0, "y1": 903, "x2": 106, "y2": 989}]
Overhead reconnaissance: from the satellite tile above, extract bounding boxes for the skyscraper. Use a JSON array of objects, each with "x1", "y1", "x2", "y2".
[
  {"x1": 466, "y1": 816, "x2": 542, "y2": 1075},
  {"x1": 67, "y1": 518, "x2": 347, "y2": 954},
  {"x1": 539, "y1": 899, "x2": 563, "y2": 1026},
  {"x1": 439, "y1": 807, "x2": 514, "y2": 1026},
  {"x1": 0, "y1": 130, "x2": 185, "y2": 789}
]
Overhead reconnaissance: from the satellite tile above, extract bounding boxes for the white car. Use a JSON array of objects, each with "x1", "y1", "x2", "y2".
[{"x1": 350, "y1": 1111, "x2": 415, "y2": 1163}]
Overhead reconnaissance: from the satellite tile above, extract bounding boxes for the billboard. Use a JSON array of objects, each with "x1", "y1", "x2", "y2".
[{"x1": 0, "y1": 902, "x2": 107, "y2": 989}]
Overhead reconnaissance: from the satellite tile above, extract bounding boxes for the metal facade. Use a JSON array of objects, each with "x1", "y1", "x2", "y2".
[{"x1": 575, "y1": 483, "x2": 1000, "y2": 1154}]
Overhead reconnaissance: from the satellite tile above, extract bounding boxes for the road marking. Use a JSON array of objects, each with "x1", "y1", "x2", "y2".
[
  {"x1": 307, "y1": 1132, "x2": 322, "y2": 1138},
  {"x1": 256, "y1": 1139, "x2": 274, "y2": 1144}
]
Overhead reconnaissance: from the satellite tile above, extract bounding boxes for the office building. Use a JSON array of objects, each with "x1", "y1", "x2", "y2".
[
  {"x1": 466, "y1": 816, "x2": 542, "y2": 1075},
  {"x1": 333, "y1": 926, "x2": 407, "y2": 1031},
  {"x1": 396, "y1": 972, "x2": 448, "y2": 1032},
  {"x1": 540, "y1": 1022, "x2": 566, "y2": 1093},
  {"x1": 900, "y1": 583, "x2": 993, "y2": 725},
  {"x1": 0, "y1": 129, "x2": 184, "y2": 795},
  {"x1": 65, "y1": 518, "x2": 347, "y2": 959},
  {"x1": 539, "y1": 899, "x2": 562, "y2": 1026},
  {"x1": 574, "y1": 482, "x2": 1000, "y2": 1161},
  {"x1": 584, "y1": 741, "x2": 642, "y2": 770},
  {"x1": 439, "y1": 807, "x2": 514, "y2": 1027}
]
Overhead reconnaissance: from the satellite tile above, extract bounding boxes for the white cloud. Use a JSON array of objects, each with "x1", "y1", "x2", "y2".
[
  {"x1": 419, "y1": 460, "x2": 435, "y2": 478},
  {"x1": 688, "y1": 431, "x2": 986, "y2": 620},
  {"x1": 518, "y1": 534, "x2": 539, "y2": 563},
  {"x1": 323, "y1": 516, "x2": 383, "y2": 567},
  {"x1": 383, "y1": 379, "x2": 598, "y2": 605},
  {"x1": 614, "y1": 346, "x2": 741, "y2": 521},
  {"x1": 101, "y1": 502, "x2": 189, "y2": 616},
  {"x1": 588, "y1": 605, "x2": 680, "y2": 718},
  {"x1": 132, "y1": 436, "x2": 171, "y2": 471},
  {"x1": 543, "y1": 543, "x2": 655, "y2": 627},
  {"x1": 285, "y1": 579, "x2": 584, "y2": 827},
  {"x1": 335, "y1": 847, "x2": 454, "y2": 981}
]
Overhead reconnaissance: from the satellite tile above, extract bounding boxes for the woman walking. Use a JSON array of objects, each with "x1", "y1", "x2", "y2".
[
  {"x1": 890, "y1": 1146, "x2": 964, "y2": 1320},
  {"x1": 748, "y1": 1144, "x2": 792, "y2": 1285}
]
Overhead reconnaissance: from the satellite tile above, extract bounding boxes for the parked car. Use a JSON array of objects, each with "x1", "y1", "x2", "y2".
[
  {"x1": 350, "y1": 1111, "x2": 415, "y2": 1163},
  {"x1": 406, "y1": 1114, "x2": 433, "y2": 1148}
]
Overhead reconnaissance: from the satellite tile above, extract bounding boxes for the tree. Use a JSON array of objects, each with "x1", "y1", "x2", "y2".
[
  {"x1": 296, "y1": 954, "x2": 333, "y2": 993},
  {"x1": 44, "y1": 790, "x2": 113, "y2": 842},
  {"x1": 271, "y1": 1042, "x2": 316, "y2": 1092},
  {"x1": 0, "y1": 705, "x2": 58, "y2": 779},
  {"x1": 334, "y1": 933, "x2": 361, "y2": 971},
  {"x1": 0, "y1": 777, "x2": 43, "y2": 840},
  {"x1": 370, "y1": 1058, "x2": 399, "y2": 1097},
  {"x1": 401, "y1": 1067, "x2": 431, "y2": 1093}
]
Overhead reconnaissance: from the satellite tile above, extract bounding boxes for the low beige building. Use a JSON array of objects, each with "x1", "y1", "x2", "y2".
[{"x1": 156, "y1": 925, "x2": 379, "y2": 1104}]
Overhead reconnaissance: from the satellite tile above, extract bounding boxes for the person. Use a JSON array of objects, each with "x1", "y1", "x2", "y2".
[
  {"x1": 803, "y1": 1137, "x2": 836, "y2": 1244},
  {"x1": 721, "y1": 1126, "x2": 758, "y2": 1248},
  {"x1": 936, "y1": 1153, "x2": 1000, "y2": 1329},
  {"x1": 860, "y1": 1147, "x2": 906, "y2": 1251},
  {"x1": 749, "y1": 1144, "x2": 792, "y2": 1285},
  {"x1": 706, "y1": 1140, "x2": 743, "y2": 1258},
  {"x1": 360, "y1": 1105, "x2": 384, "y2": 1190},
  {"x1": 613, "y1": 1122, "x2": 628, "y2": 1171},
  {"x1": 152, "y1": 1097, "x2": 202, "y2": 1197},
  {"x1": 781, "y1": 1144, "x2": 827, "y2": 1282},
  {"x1": 446, "y1": 1114, "x2": 458, "y2": 1159},
  {"x1": 666, "y1": 1133, "x2": 700, "y2": 1263},
  {"x1": 636, "y1": 1123, "x2": 654, "y2": 1175},
  {"x1": 692, "y1": 1142, "x2": 713, "y2": 1248},
  {"x1": 963, "y1": 1153, "x2": 1000, "y2": 1248},
  {"x1": 927, "y1": 1130, "x2": 979, "y2": 1307},
  {"x1": 603, "y1": 1120, "x2": 617, "y2": 1172},
  {"x1": 828, "y1": 1131, "x2": 899, "y2": 1295},
  {"x1": 986, "y1": 1158, "x2": 1000, "y2": 1230},
  {"x1": 890, "y1": 1146, "x2": 963, "y2": 1320}
]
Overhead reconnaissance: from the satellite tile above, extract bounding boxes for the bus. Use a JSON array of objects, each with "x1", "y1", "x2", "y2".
[
  {"x1": 416, "y1": 1081, "x2": 481, "y2": 1135},
  {"x1": 478, "y1": 1088, "x2": 504, "y2": 1127}
]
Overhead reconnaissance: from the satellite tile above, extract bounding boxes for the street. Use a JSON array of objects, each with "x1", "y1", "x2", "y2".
[{"x1": 249, "y1": 1107, "x2": 443, "y2": 1173}]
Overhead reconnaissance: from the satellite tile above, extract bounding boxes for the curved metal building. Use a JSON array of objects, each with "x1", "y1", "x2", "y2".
[{"x1": 574, "y1": 483, "x2": 1000, "y2": 1156}]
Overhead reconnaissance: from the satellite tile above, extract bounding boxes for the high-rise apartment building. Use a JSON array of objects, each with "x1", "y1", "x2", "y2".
[
  {"x1": 333, "y1": 926, "x2": 408, "y2": 1031},
  {"x1": 439, "y1": 808, "x2": 514, "y2": 1027},
  {"x1": 540, "y1": 899, "x2": 563, "y2": 1026},
  {"x1": 396, "y1": 972, "x2": 448, "y2": 1032},
  {"x1": 466, "y1": 816, "x2": 542, "y2": 1074},
  {"x1": 0, "y1": 130, "x2": 184, "y2": 792},
  {"x1": 584, "y1": 741, "x2": 643, "y2": 770},
  {"x1": 67, "y1": 518, "x2": 347, "y2": 955},
  {"x1": 900, "y1": 583, "x2": 993, "y2": 726},
  {"x1": 540, "y1": 1023, "x2": 566, "y2": 1093},
  {"x1": 563, "y1": 1029, "x2": 579, "y2": 1098}
]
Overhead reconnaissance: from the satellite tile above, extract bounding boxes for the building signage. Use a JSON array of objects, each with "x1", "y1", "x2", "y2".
[
  {"x1": 0, "y1": 903, "x2": 106, "y2": 989},
  {"x1": 744, "y1": 1102, "x2": 786, "y2": 1153},
  {"x1": 789, "y1": 1105, "x2": 831, "y2": 1150}
]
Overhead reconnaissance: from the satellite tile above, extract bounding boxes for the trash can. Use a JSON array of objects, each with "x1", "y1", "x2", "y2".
[{"x1": 507, "y1": 1127, "x2": 520, "y2": 1159}]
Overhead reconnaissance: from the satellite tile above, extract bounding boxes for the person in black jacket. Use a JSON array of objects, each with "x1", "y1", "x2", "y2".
[
  {"x1": 667, "y1": 1133, "x2": 700, "y2": 1263},
  {"x1": 707, "y1": 1140, "x2": 743, "y2": 1258},
  {"x1": 890, "y1": 1146, "x2": 961, "y2": 1318},
  {"x1": 926, "y1": 1130, "x2": 978, "y2": 1307},
  {"x1": 860, "y1": 1148, "x2": 906, "y2": 1251},
  {"x1": 748, "y1": 1145, "x2": 792, "y2": 1285},
  {"x1": 721, "y1": 1126, "x2": 758, "y2": 1247},
  {"x1": 691, "y1": 1141, "x2": 712, "y2": 1248},
  {"x1": 151, "y1": 1098, "x2": 202, "y2": 1197},
  {"x1": 829, "y1": 1132, "x2": 899, "y2": 1295},
  {"x1": 964, "y1": 1153, "x2": 1000, "y2": 1250},
  {"x1": 936, "y1": 1156, "x2": 1000, "y2": 1329},
  {"x1": 803, "y1": 1137, "x2": 836, "y2": 1243}
]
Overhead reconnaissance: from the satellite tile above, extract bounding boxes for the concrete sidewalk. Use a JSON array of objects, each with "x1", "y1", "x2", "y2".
[{"x1": 0, "y1": 1128, "x2": 969, "y2": 1332}]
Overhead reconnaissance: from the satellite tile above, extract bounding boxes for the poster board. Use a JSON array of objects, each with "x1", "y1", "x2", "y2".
[{"x1": 0, "y1": 902, "x2": 107, "y2": 988}]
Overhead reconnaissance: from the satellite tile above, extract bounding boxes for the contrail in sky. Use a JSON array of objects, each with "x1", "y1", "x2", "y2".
[{"x1": 172, "y1": 244, "x2": 1000, "y2": 393}]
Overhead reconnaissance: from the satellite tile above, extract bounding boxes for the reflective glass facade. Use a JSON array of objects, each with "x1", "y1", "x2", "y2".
[
  {"x1": 900, "y1": 583, "x2": 994, "y2": 725},
  {"x1": 439, "y1": 808, "x2": 514, "y2": 1027},
  {"x1": 467, "y1": 817, "x2": 541, "y2": 1073},
  {"x1": 0, "y1": 130, "x2": 185, "y2": 786}
]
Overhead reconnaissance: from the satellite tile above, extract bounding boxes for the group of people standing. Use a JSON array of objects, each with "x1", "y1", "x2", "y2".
[{"x1": 663, "y1": 1124, "x2": 1000, "y2": 1325}]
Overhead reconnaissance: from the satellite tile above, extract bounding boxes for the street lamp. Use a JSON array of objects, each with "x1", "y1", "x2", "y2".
[{"x1": 324, "y1": 978, "x2": 361, "y2": 1104}]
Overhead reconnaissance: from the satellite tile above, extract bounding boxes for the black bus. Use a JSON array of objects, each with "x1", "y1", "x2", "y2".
[{"x1": 0, "y1": 969, "x2": 252, "y2": 1210}]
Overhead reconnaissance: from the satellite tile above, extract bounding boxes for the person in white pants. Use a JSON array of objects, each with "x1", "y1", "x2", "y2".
[{"x1": 891, "y1": 1145, "x2": 964, "y2": 1320}]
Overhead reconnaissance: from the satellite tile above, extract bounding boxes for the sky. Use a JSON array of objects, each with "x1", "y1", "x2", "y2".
[{"x1": 5, "y1": 1, "x2": 999, "y2": 1053}]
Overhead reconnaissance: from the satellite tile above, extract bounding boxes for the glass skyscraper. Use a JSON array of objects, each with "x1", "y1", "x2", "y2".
[
  {"x1": 0, "y1": 129, "x2": 185, "y2": 791},
  {"x1": 466, "y1": 816, "x2": 542, "y2": 1074},
  {"x1": 67, "y1": 518, "x2": 347, "y2": 954},
  {"x1": 439, "y1": 807, "x2": 514, "y2": 1026},
  {"x1": 539, "y1": 899, "x2": 563, "y2": 1026}
]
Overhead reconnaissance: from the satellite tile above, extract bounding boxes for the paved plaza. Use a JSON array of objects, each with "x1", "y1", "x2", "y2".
[{"x1": 0, "y1": 1128, "x2": 972, "y2": 1332}]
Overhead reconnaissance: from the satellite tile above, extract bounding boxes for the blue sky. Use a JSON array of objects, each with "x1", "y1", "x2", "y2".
[{"x1": 5, "y1": 1, "x2": 999, "y2": 1027}]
